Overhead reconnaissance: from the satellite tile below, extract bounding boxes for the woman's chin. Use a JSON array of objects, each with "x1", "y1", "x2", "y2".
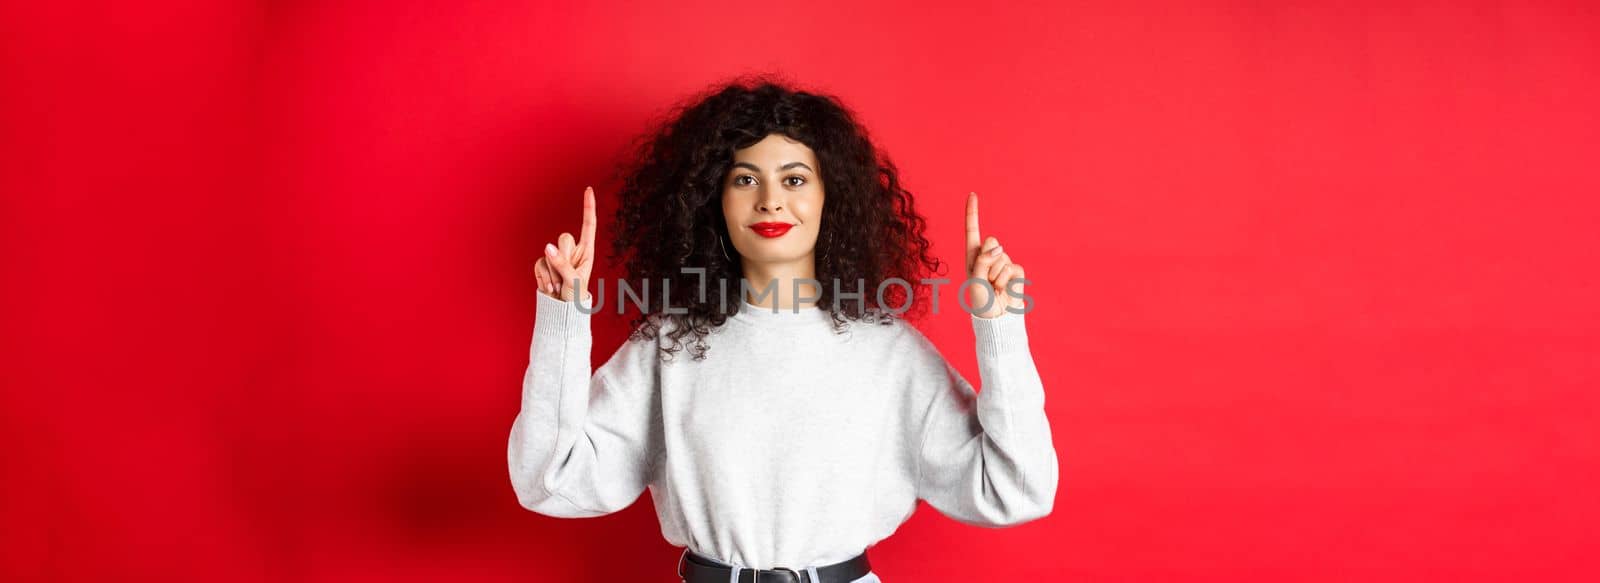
[{"x1": 737, "y1": 251, "x2": 812, "y2": 267}]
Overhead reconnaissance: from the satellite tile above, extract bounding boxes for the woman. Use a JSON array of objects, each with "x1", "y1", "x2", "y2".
[{"x1": 508, "y1": 77, "x2": 1058, "y2": 583}]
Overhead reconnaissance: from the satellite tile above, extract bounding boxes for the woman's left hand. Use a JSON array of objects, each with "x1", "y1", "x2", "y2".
[{"x1": 964, "y1": 191, "x2": 1026, "y2": 319}]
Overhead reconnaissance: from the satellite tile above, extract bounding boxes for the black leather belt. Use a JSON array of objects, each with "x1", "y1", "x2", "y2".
[{"x1": 677, "y1": 548, "x2": 871, "y2": 583}]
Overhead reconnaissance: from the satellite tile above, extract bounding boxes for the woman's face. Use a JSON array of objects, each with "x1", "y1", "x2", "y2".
[{"x1": 721, "y1": 133, "x2": 825, "y2": 267}]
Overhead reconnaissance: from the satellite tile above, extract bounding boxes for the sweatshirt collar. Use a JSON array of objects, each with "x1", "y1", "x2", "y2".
[{"x1": 731, "y1": 299, "x2": 833, "y2": 327}]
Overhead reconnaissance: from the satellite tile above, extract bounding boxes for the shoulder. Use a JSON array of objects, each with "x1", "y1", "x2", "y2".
[
  {"x1": 868, "y1": 316, "x2": 962, "y2": 390},
  {"x1": 878, "y1": 316, "x2": 944, "y2": 361},
  {"x1": 594, "y1": 321, "x2": 669, "y2": 390},
  {"x1": 871, "y1": 318, "x2": 976, "y2": 435}
]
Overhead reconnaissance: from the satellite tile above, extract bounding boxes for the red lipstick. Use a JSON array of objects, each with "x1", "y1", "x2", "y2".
[{"x1": 750, "y1": 222, "x2": 794, "y2": 238}]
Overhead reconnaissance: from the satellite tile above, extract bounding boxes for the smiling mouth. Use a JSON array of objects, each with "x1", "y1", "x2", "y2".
[{"x1": 750, "y1": 223, "x2": 794, "y2": 238}]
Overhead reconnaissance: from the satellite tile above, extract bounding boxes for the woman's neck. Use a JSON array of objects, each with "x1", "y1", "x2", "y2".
[{"x1": 740, "y1": 256, "x2": 820, "y2": 310}]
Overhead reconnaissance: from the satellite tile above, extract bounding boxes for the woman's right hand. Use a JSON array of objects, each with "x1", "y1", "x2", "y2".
[{"x1": 534, "y1": 186, "x2": 596, "y2": 306}]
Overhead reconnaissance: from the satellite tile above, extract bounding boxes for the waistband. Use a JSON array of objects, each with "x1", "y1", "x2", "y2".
[{"x1": 677, "y1": 548, "x2": 872, "y2": 583}]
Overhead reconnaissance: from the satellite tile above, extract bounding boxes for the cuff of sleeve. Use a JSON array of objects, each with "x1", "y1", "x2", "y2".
[
  {"x1": 972, "y1": 310, "x2": 1029, "y2": 357},
  {"x1": 535, "y1": 291, "x2": 593, "y2": 340}
]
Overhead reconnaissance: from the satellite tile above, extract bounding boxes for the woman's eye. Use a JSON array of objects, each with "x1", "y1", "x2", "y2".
[{"x1": 731, "y1": 175, "x2": 805, "y2": 187}]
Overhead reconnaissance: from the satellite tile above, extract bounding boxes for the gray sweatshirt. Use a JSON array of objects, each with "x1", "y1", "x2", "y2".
[{"x1": 508, "y1": 290, "x2": 1059, "y2": 570}]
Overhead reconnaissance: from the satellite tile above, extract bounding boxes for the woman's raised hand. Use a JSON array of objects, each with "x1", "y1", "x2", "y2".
[
  {"x1": 964, "y1": 191, "x2": 1026, "y2": 319},
  {"x1": 534, "y1": 186, "x2": 596, "y2": 305}
]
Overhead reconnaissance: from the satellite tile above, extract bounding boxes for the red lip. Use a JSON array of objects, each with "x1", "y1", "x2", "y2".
[{"x1": 749, "y1": 222, "x2": 794, "y2": 238}]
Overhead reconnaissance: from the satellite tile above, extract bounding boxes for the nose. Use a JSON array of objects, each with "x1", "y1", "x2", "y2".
[{"x1": 757, "y1": 185, "x2": 784, "y2": 213}]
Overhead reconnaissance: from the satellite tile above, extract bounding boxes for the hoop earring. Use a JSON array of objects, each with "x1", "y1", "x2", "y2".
[{"x1": 717, "y1": 233, "x2": 732, "y2": 261}]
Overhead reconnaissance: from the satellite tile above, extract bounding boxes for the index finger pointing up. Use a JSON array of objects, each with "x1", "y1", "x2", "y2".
[
  {"x1": 580, "y1": 186, "x2": 597, "y2": 260},
  {"x1": 965, "y1": 191, "x2": 982, "y2": 268}
]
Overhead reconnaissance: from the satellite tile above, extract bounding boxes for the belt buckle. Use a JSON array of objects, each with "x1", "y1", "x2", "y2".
[{"x1": 753, "y1": 567, "x2": 801, "y2": 583}]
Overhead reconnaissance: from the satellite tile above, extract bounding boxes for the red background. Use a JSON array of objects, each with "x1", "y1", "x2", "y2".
[{"x1": 3, "y1": 1, "x2": 1597, "y2": 581}]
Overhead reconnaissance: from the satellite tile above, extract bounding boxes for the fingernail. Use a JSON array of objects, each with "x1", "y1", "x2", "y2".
[{"x1": 545, "y1": 243, "x2": 556, "y2": 255}]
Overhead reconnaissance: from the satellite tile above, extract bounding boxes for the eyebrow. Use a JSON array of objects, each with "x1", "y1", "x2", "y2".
[{"x1": 731, "y1": 161, "x2": 814, "y2": 173}]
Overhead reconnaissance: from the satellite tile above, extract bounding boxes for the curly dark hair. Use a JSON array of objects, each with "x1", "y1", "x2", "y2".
[{"x1": 606, "y1": 74, "x2": 947, "y2": 362}]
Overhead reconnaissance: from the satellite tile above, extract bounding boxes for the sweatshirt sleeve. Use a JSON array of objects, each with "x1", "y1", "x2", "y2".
[
  {"x1": 507, "y1": 291, "x2": 662, "y2": 518},
  {"x1": 912, "y1": 310, "x2": 1059, "y2": 527}
]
